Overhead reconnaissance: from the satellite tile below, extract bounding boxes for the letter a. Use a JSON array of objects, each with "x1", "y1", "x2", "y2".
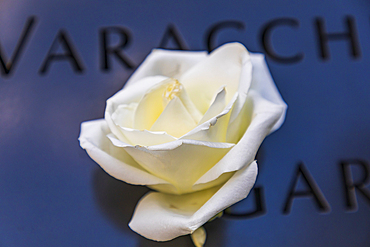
[{"x1": 283, "y1": 163, "x2": 330, "y2": 214}]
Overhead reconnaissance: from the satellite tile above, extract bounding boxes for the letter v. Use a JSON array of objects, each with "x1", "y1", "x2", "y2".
[{"x1": 0, "y1": 16, "x2": 37, "y2": 76}]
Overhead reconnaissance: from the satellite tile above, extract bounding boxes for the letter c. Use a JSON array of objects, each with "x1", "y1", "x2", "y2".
[{"x1": 261, "y1": 18, "x2": 303, "y2": 63}]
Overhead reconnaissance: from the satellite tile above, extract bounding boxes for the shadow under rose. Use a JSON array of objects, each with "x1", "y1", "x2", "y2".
[
  {"x1": 92, "y1": 167, "x2": 228, "y2": 246},
  {"x1": 255, "y1": 145, "x2": 265, "y2": 172},
  {"x1": 92, "y1": 167, "x2": 149, "y2": 232}
]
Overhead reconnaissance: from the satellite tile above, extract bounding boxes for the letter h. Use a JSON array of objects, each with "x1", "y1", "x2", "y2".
[{"x1": 315, "y1": 16, "x2": 361, "y2": 60}]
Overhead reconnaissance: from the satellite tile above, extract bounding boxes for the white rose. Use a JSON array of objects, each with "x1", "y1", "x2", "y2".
[{"x1": 79, "y1": 43, "x2": 287, "y2": 245}]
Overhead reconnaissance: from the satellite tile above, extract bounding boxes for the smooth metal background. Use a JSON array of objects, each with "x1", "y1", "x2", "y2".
[{"x1": 1, "y1": 1, "x2": 369, "y2": 246}]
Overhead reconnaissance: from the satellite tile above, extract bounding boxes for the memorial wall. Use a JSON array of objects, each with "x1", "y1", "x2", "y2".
[{"x1": 1, "y1": 1, "x2": 369, "y2": 246}]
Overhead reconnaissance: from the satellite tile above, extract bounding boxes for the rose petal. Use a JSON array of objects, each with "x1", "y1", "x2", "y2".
[
  {"x1": 194, "y1": 91, "x2": 285, "y2": 185},
  {"x1": 190, "y1": 171, "x2": 234, "y2": 192},
  {"x1": 116, "y1": 139, "x2": 235, "y2": 194},
  {"x1": 249, "y1": 53, "x2": 287, "y2": 132},
  {"x1": 133, "y1": 78, "x2": 201, "y2": 134},
  {"x1": 175, "y1": 84, "x2": 203, "y2": 123},
  {"x1": 113, "y1": 128, "x2": 177, "y2": 146},
  {"x1": 180, "y1": 43, "x2": 248, "y2": 113},
  {"x1": 198, "y1": 87, "x2": 226, "y2": 125},
  {"x1": 226, "y1": 93, "x2": 252, "y2": 143},
  {"x1": 108, "y1": 75, "x2": 168, "y2": 106},
  {"x1": 105, "y1": 75, "x2": 168, "y2": 142},
  {"x1": 126, "y1": 49, "x2": 207, "y2": 87},
  {"x1": 151, "y1": 171, "x2": 233, "y2": 195},
  {"x1": 181, "y1": 92, "x2": 238, "y2": 143},
  {"x1": 151, "y1": 96, "x2": 197, "y2": 138},
  {"x1": 129, "y1": 161, "x2": 258, "y2": 241},
  {"x1": 78, "y1": 119, "x2": 173, "y2": 187},
  {"x1": 192, "y1": 53, "x2": 288, "y2": 186},
  {"x1": 111, "y1": 103, "x2": 137, "y2": 129},
  {"x1": 225, "y1": 49, "x2": 254, "y2": 137},
  {"x1": 237, "y1": 48, "x2": 253, "y2": 94},
  {"x1": 133, "y1": 80, "x2": 171, "y2": 130}
]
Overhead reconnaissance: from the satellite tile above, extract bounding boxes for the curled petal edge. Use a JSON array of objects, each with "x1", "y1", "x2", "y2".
[
  {"x1": 105, "y1": 76, "x2": 169, "y2": 143},
  {"x1": 129, "y1": 161, "x2": 258, "y2": 241},
  {"x1": 194, "y1": 91, "x2": 286, "y2": 186},
  {"x1": 79, "y1": 119, "x2": 172, "y2": 186},
  {"x1": 249, "y1": 53, "x2": 287, "y2": 132},
  {"x1": 107, "y1": 134, "x2": 235, "y2": 151}
]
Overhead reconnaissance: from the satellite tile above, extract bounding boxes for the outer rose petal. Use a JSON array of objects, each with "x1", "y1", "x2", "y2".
[
  {"x1": 129, "y1": 161, "x2": 258, "y2": 241},
  {"x1": 194, "y1": 91, "x2": 285, "y2": 185},
  {"x1": 249, "y1": 53, "x2": 287, "y2": 132},
  {"x1": 125, "y1": 49, "x2": 207, "y2": 87},
  {"x1": 180, "y1": 43, "x2": 249, "y2": 113},
  {"x1": 191, "y1": 53, "x2": 288, "y2": 186},
  {"x1": 108, "y1": 135, "x2": 234, "y2": 194},
  {"x1": 79, "y1": 119, "x2": 174, "y2": 187}
]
